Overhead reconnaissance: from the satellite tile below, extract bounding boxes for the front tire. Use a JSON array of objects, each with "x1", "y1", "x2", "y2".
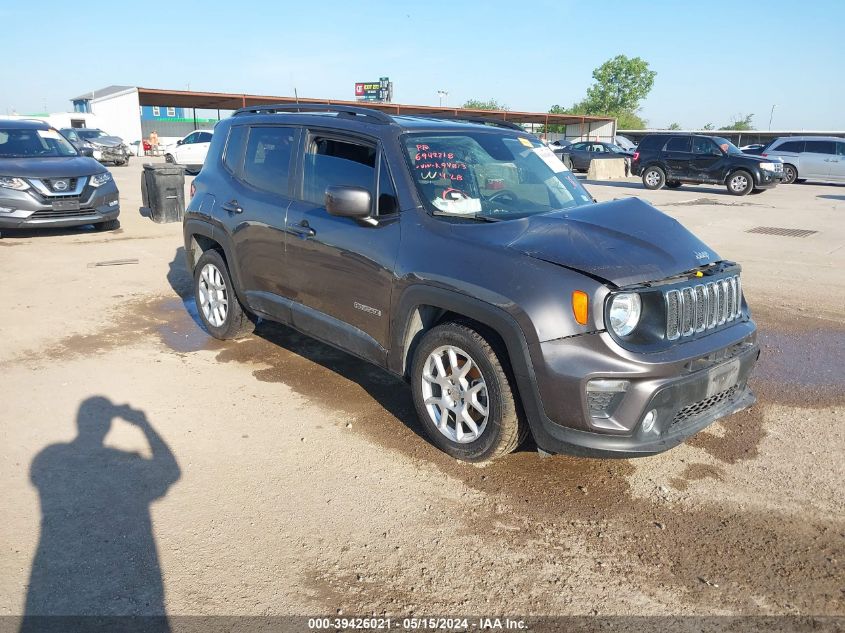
[
  {"x1": 782, "y1": 164, "x2": 798, "y2": 184},
  {"x1": 411, "y1": 322, "x2": 526, "y2": 462},
  {"x1": 95, "y1": 218, "x2": 120, "y2": 231},
  {"x1": 193, "y1": 249, "x2": 254, "y2": 340},
  {"x1": 642, "y1": 166, "x2": 666, "y2": 190},
  {"x1": 164, "y1": 153, "x2": 174, "y2": 163},
  {"x1": 726, "y1": 170, "x2": 753, "y2": 196}
]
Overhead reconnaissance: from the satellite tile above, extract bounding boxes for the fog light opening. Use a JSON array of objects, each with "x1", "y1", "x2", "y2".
[{"x1": 642, "y1": 409, "x2": 657, "y2": 434}]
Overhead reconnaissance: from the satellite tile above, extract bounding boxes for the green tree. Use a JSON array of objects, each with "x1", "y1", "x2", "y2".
[
  {"x1": 462, "y1": 98, "x2": 508, "y2": 111},
  {"x1": 668, "y1": 122, "x2": 681, "y2": 130},
  {"x1": 584, "y1": 55, "x2": 657, "y2": 114},
  {"x1": 615, "y1": 110, "x2": 646, "y2": 130},
  {"x1": 721, "y1": 114, "x2": 755, "y2": 131},
  {"x1": 702, "y1": 123, "x2": 715, "y2": 130}
]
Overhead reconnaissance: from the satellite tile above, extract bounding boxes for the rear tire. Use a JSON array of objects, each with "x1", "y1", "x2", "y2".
[
  {"x1": 164, "y1": 154, "x2": 174, "y2": 163},
  {"x1": 665, "y1": 180, "x2": 683, "y2": 189},
  {"x1": 193, "y1": 249, "x2": 254, "y2": 340},
  {"x1": 411, "y1": 322, "x2": 527, "y2": 462},
  {"x1": 726, "y1": 170, "x2": 753, "y2": 196},
  {"x1": 782, "y1": 164, "x2": 798, "y2": 184},
  {"x1": 642, "y1": 166, "x2": 666, "y2": 190}
]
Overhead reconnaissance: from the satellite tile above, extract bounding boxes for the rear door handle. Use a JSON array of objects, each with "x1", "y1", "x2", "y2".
[
  {"x1": 288, "y1": 221, "x2": 316, "y2": 238},
  {"x1": 221, "y1": 199, "x2": 243, "y2": 214}
]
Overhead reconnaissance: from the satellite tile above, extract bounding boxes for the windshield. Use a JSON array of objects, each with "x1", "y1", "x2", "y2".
[
  {"x1": 0, "y1": 128, "x2": 78, "y2": 158},
  {"x1": 712, "y1": 136, "x2": 743, "y2": 155},
  {"x1": 404, "y1": 132, "x2": 594, "y2": 220},
  {"x1": 77, "y1": 129, "x2": 107, "y2": 139}
]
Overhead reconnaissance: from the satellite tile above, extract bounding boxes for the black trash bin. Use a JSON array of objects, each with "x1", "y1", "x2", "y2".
[{"x1": 141, "y1": 164, "x2": 185, "y2": 223}]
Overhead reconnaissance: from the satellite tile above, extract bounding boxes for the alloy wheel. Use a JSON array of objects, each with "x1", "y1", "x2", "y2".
[
  {"x1": 420, "y1": 345, "x2": 489, "y2": 444},
  {"x1": 645, "y1": 170, "x2": 661, "y2": 187},
  {"x1": 729, "y1": 174, "x2": 749, "y2": 192},
  {"x1": 198, "y1": 263, "x2": 229, "y2": 327}
]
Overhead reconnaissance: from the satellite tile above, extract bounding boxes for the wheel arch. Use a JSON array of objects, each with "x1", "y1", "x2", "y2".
[{"x1": 183, "y1": 219, "x2": 246, "y2": 302}]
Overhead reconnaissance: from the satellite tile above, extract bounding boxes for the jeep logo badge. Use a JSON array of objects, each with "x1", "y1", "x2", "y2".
[{"x1": 52, "y1": 179, "x2": 69, "y2": 192}]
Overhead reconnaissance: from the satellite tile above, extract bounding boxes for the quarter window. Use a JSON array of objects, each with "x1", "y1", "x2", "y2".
[
  {"x1": 223, "y1": 126, "x2": 247, "y2": 174},
  {"x1": 302, "y1": 137, "x2": 376, "y2": 207},
  {"x1": 837, "y1": 142, "x2": 845, "y2": 157},
  {"x1": 805, "y1": 140, "x2": 836, "y2": 154},
  {"x1": 242, "y1": 126, "x2": 296, "y2": 196},
  {"x1": 665, "y1": 136, "x2": 691, "y2": 152}
]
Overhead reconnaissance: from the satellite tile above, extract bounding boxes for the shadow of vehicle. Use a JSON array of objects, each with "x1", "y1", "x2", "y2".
[
  {"x1": 20, "y1": 397, "x2": 180, "y2": 633},
  {"x1": 0, "y1": 224, "x2": 121, "y2": 240},
  {"x1": 817, "y1": 194, "x2": 845, "y2": 201}
]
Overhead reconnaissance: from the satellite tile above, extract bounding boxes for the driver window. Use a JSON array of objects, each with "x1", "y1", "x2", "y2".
[
  {"x1": 302, "y1": 137, "x2": 376, "y2": 207},
  {"x1": 693, "y1": 137, "x2": 717, "y2": 155}
]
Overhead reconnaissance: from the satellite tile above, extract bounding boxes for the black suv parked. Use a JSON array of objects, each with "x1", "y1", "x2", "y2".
[
  {"x1": 183, "y1": 105, "x2": 758, "y2": 462},
  {"x1": 631, "y1": 133, "x2": 782, "y2": 195}
]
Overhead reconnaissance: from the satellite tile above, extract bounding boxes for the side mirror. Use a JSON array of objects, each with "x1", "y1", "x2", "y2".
[
  {"x1": 325, "y1": 185, "x2": 372, "y2": 219},
  {"x1": 176, "y1": 140, "x2": 183, "y2": 146},
  {"x1": 79, "y1": 147, "x2": 94, "y2": 157}
]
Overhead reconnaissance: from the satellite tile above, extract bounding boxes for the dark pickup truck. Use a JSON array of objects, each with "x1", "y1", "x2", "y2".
[{"x1": 183, "y1": 105, "x2": 758, "y2": 462}]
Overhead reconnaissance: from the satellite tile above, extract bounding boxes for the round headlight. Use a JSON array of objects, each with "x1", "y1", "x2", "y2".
[{"x1": 609, "y1": 293, "x2": 642, "y2": 336}]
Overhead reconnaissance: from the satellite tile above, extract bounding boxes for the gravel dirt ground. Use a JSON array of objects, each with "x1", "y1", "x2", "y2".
[{"x1": 0, "y1": 161, "x2": 842, "y2": 627}]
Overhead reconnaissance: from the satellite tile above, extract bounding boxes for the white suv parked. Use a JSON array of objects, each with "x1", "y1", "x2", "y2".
[
  {"x1": 761, "y1": 136, "x2": 845, "y2": 184},
  {"x1": 164, "y1": 130, "x2": 213, "y2": 173}
]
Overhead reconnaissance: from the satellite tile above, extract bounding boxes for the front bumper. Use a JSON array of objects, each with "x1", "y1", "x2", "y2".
[
  {"x1": 754, "y1": 168, "x2": 781, "y2": 189},
  {"x1": 525, "y1": 321, "x2": 759, "y2": 457},
  {"x1": 0, "y1": 181, "x2": 120, "y2": 229}
]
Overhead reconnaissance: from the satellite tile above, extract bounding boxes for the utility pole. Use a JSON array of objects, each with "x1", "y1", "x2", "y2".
[
  {"x1": 437, "y1": 90, "x2": 448, "y2": 107},
  {"x1": 768, "y1": 104, "x2": 777, "y2": 131}
]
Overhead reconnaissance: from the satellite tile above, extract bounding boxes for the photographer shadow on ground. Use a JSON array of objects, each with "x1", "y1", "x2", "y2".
[{"x1": 21, "y1": 397, "x2": 180, "y2": 633}]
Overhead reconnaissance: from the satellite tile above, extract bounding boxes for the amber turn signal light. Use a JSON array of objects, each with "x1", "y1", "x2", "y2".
[{"x1": 572, "y1": 290, "x2": 589, "y2": 325}]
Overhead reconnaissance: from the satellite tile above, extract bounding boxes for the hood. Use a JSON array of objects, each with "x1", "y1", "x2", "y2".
[
  {"x1": 0, "y1": 156, "x2": 107, "y2": 178},
  {"x1": 86, "y1": 136, "x2": 124, "y2": 147},
  {"x1": 507, "y1": 198, "x2": 719, "y2": 286}
]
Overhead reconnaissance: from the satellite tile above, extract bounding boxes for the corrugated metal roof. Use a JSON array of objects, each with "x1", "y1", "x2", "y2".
[{"x1": 71, "y1": 85, "x2": 135, "y2": 101}]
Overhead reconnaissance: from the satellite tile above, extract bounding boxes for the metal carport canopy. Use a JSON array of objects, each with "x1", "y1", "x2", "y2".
[{"x1": 136, "y1": 87, "x2": 614, "y2": 127}]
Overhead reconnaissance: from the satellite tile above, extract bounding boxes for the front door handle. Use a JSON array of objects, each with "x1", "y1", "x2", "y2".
[
  {"x1": 288, "y1": 221, "x2": 316, "y2": 238},
  {"x1": 221, "y1": 199, "x2": 243, "y2": 214}
]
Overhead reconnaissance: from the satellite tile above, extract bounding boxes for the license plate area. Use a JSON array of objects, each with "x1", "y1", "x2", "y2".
[
  {"x1": 52, "y1": 199, "x2": 80, "y2": 211},
  {"x1": 705, "y1": 357, "x2": 740, "y2": 398}
]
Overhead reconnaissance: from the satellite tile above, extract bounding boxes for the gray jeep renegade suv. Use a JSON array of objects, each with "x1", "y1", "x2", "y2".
[
  {"x1": 0, "y1": 119, "x2": 120, "y2": 231},
  {"x1": 183, "y1": 104, "x2": 759, "y2": 462}
]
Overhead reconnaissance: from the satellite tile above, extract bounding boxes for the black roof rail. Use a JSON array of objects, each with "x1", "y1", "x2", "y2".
[
  {"x1": 417, "y1": 113, "x2": 525, "y2": 131},
  {"x1": 233, "y1": 103, "x2": 394, "y2": 125}
]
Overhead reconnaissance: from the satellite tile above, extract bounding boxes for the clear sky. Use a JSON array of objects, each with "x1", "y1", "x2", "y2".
[{"x1": 4, "y1": 0, "x2": 843, "y2": 129}]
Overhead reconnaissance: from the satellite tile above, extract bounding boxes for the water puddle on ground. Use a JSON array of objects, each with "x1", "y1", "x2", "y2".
[{"x1": 151, "y1": 296, "x2": 220, "y2": 353}]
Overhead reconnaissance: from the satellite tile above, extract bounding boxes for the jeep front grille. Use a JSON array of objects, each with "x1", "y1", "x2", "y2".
[{"x1": 665, "y1": 275, "x2": 742, "y2": 341}]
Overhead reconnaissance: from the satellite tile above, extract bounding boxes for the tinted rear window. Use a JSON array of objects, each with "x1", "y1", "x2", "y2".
[
  {"x1": 242, "y1": 126, "x2": 296, "y2": 195},
  {"x1": 665, "y1": 136, "x2": 691, "y2": 152},
  {"x1": 637, "y1": 135, "x2": 668, "y2": 150},
  {"x1": 805, "y1": 140, "x2": 836, "y2": 154}
]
